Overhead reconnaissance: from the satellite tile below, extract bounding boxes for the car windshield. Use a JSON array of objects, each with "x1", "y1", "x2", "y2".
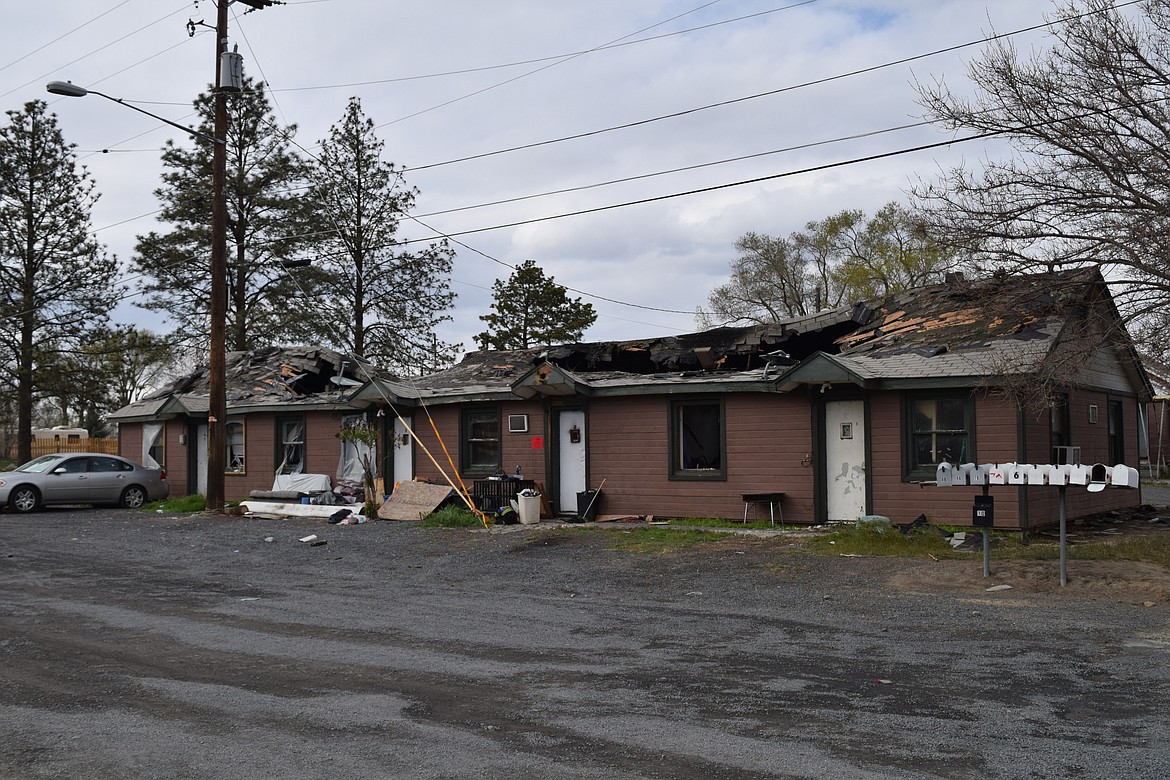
[{"x1": 15, "y1": 455, "x2": 68, "y2": 474}]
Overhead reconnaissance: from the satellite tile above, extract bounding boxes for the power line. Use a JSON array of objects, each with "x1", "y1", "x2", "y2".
[
  {"x1": 0, "y1": 0, "x2": 136, "y2": 75},
  {"x1": 265, "y1": 1, "x2": 820, "y2": 95},
  {"x1": 405, "y1": 2, "x2": 1137, "y2": 173},
  {"x1": 0, "y1": 3, "x2": 194, "y2": 100},
  {"x1": 412, "y1": 120, "x2": 931, "y2": 219}
]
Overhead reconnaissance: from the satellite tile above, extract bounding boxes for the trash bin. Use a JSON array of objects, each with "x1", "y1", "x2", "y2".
[
  {"x1": 576, "y1": 489, "x2": 601, "y2": 521},
  {"x1": 517, "y1": 489, "x2": 541, "y2": 525}
]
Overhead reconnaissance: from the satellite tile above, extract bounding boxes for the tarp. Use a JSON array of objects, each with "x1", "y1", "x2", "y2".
[{"x1": 272, "y1": 473, "x2": 332, "y2": 493}]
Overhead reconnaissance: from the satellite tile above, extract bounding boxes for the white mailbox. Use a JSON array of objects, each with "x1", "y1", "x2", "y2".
[
  {"x1": 936, "y1": 462, "x2": 955, "y2": 487},
  {"x1": 1066, "y1": 464, "x2": 1091, "y2": 485},
  {"x1": 1026, "y1": 464, "x2": 1051, "y2": 485},
  {"x1": 1087, "y1": 463, "x2": 1111, "y2": 492},
  {"x1": 1111, "y1": 465, "x2": 1140, "y2": 488}
]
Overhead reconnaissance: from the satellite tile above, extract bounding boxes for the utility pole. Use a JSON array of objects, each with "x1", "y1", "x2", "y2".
[
  {"x1": 207, "y1": 0, "x2": 274, "y2": 512},
  {"x1": 206, "y1": 0, "x2": 229, "y2": 512}
]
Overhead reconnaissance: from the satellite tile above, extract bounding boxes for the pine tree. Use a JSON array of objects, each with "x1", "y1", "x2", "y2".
[
  {"x1": 306, "y1": 97, "x2": 459, "y2": 375},
  {"x1": 133, "y1": 78, "x2": 323, "y2": 356},
  {"x1": 0, "y1": 101, "x2": 122, "y2": 461},
  {"x1": 475, "y1": 260, "x2": 597, "y2": 350}
]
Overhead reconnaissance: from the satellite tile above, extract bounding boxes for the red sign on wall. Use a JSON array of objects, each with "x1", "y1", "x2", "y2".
[{"x1": 531, "y1": 436, "x2": 544, "y2": 449}]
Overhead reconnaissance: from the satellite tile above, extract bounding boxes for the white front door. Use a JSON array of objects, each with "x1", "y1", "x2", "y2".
[
  {"x1": 557, "y1": 410, "x2": 587, "y2": 514},
  {"x1": 825, "y1": 400, "x2": 866, "y2": 521},
  {"x1": 196, "y1": 424, "x2": 208, "y2": 496},
  {"x1": 392, "y1": 417, "x2": 413, "y2": 486}
]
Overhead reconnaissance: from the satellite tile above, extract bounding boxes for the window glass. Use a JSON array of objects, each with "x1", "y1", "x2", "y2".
[
  {"x1": 463, "y1": 409, "x2": 500, "y2": 474},
  {"x1": 907, "y1": 394, "x2": 972, "y2": 475},
  {"x1": 671, "y1": 400, "x2": 725, "y2": 479},
  {"x1": 679, "y1": 404, "x2": 722, "y2": 471},
  {"x1": 142, "y1": 423, "x2": 164, "y2": 470},
  {"x1": 226, "y1": 420, "x2": 245, "y2": 474},
  {"x1": 1108, "y1": 400, "x2": 1124, "y2": 464},
  {"x1": 277, "y1": 418, "x2": 305, "y2": 475},
  {"x1": 88, "y1": 457, "x2": 127, "y2": 473},
  {"x1": 55, "y1": 457, "x2": 88, "y2": 474}
]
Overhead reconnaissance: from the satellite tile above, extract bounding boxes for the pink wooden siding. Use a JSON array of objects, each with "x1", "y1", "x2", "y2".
[{"x1": 412, "y1": 401, "x2": 549, "y2": 492}]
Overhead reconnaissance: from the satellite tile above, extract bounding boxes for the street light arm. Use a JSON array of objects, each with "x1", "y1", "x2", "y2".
[{"x1": 45, "y1": 81, "x2": 223, "y2": 146}]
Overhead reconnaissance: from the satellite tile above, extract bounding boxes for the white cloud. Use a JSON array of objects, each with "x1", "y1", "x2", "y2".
[{"x1": 3, "y1": 0, "x2": 1058, "y2": 359}]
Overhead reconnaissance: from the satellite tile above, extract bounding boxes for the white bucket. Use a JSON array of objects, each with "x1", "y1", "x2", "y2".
[{"x1": 517, "y1": 494, "x2": 541, "y2": 524}]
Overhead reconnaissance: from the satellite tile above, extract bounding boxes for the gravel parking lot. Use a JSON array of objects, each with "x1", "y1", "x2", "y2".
[{"x1": 0, "y1": 507, "x2": 1167, "y2": 779}]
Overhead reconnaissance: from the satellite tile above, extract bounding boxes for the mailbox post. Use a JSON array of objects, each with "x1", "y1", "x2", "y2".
[
  {"x1": 934, "y1": 461, "x2": 1139, "y2": 587},
  {"x1": 972, "y1": 491, "x2": 993, "y2": 577}
]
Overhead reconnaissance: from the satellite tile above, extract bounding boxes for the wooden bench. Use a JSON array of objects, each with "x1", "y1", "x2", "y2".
[{"x1": 742, "y1": 492, "x2": 785, "y2": 525}]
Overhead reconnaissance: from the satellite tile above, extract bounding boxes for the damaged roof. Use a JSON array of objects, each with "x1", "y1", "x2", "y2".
[
  {"x1": 114, "y1": 270, "x2": 1153, "y2": 419},
  {"x1": 110, "y1": 345, "x2": 388, "y2": 421},
  {"x1": 398, "y1": 268, "x2": 1151, "y2": 402}
]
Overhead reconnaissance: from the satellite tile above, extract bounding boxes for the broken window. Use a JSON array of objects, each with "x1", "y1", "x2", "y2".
[
  {"x1": 905, "y1": 392, "x2": 974, "y2": 479},
  {"x1": 337, "y1": 414, "x2": 376, "y2": 484},
  {"x1": 276, "y1": 416, "x2": 305, "y2": 475},
  {"x1": 461, "y1": 408, "x2": 500, "y2": 476},
  {"x1": 1050, "y1": 392, "x2": 1076, "y2": 464},
  {"x1": 670, "y1": 399, "x2": 725, "y2": 480},
  {"x1": 226, "y1": 419, "x2": 245, "y2": 474},
  {"x1": 142, "y1": 423, "x2": 164, "y2": 470},
  {"x1": 1108, "y1": 399, "x2": 1125, "y2": 464}
]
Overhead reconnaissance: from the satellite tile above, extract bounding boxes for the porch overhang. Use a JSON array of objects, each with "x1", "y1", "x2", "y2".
[
  {"x1": 511, "y1": 362, "x2": 593, "y2": 399},
  {"x1": 348, "y1": 376, "x2": 417, "y2": 409},
  {"x1": 774, "y1": 353, "x2": 876, "y2": 392}
]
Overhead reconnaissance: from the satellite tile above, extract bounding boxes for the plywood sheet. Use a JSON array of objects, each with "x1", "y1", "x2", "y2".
[{"x1": 378, "y1": 481, "x2": 456, "y2": 521}]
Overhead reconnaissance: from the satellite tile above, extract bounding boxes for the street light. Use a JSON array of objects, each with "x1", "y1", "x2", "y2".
[
  {"x1": 45, "y1": 81, "x2": 221, "y2": 146},
  {"x1": 47, "y1": 52, "x2": 230, "y2": 513}
]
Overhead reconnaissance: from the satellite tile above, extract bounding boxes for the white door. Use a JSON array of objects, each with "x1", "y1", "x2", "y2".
[
  {"x1": 557, "y1": 410, "x2": 587, "y2": 514},
  {"x1": 392, "y1": 417, "x2": 413, "y2": 486},
  {"x1": 195, "y1": 424, "x2": 208, "y2": 496},
  {"x1": 825, "y1": 401, "x2": 866, "y2": 521}
]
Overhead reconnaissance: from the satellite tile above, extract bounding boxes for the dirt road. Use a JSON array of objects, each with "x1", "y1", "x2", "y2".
[{"x1": 1, "y1": 508, "x2": 1167, "y2": 779}]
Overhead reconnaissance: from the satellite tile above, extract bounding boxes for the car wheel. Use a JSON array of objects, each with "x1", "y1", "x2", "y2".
[
  {"x1": 120, "y1": 486, "x2": 148, "y2": 509},
  {"x1": 10, "y1": 486, "x2": 40, "y2": 513}
]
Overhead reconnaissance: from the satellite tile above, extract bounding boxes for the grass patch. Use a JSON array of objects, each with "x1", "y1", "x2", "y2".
[
  {"x1": 608, "y1": 527, "x2": 732, "y2": 554},
  {"x1": 810, "y1": 521, "x2": 1170, "y2": 568},
  {"x1": 143, "y1": 494, "x2": 207, "y2": 513},
  {"x1": 988, "y1": 532, "x2": 1170, "y2": 567},
  {"x1": 666, "y1": 516, "x2": 787, "y2": 531},
  {"x1": 419, "y1": 505, "x2": 485, "y2": 528},
  {"x1": 809, "y1": 523, "x2": 956, "y2": 558}
]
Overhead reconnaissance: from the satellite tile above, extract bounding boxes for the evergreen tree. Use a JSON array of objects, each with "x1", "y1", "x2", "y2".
[
  {"x1": 307, "y1": 97, "x2": 459, "y2": 375},
  {"x1": 0, "y1": 100, "x2": 122, "y2": 461},
  {"x1": 476, "y1": 260, "x2": 597, "y2": 350},
  {"x1": 133, "y1": 77, "x2": 323, "y2": 356}
]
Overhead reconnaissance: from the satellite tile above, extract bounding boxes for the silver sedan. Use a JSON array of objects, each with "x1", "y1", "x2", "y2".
[{"x1": 0, "y1": 453, "x2": 169, "y2": 513}]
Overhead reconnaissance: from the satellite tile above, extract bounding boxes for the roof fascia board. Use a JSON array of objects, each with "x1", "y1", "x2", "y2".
[
  {"x1": 773, "y1": 353, "x2": 873, "y2": 391},
  {"x1": 511, "y1": 362, "x2": 594, "y2": 399}
]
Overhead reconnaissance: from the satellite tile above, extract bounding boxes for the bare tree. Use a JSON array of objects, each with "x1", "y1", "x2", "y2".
[
  {"x1": 699, "y1": 203, "x2": 954, "y2": 327},
  {"x1": 914, "y1": 0, "x2": 1170, "y2": 361}
]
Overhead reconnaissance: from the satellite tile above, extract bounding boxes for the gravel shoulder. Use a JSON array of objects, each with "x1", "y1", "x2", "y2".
[{"x1": 1, "y1": 507, "x2": 1167, "y2": 779}]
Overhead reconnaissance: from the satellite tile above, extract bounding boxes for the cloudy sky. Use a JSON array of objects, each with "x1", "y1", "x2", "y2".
[{"x1": 3, "y1": 0, "x2": 1058, "y2": 359}]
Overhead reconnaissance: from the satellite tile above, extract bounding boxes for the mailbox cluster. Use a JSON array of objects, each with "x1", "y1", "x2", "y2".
[{"x1": 935, "y1": 462, "x2": 1140, "y2": 491}]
